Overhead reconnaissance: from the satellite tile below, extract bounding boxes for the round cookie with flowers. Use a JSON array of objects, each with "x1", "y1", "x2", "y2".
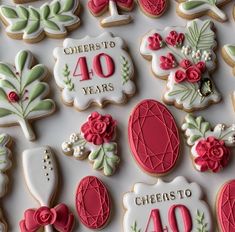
[
  {"x1": 140, "y1": 19, "x2": 221, "y2": 112},
  {"x1": 182, "y1": 114, "x2": 235, "y2": 173},
  {"x1": 62, "y1": 112, "x2": 120, "y2": 176}
]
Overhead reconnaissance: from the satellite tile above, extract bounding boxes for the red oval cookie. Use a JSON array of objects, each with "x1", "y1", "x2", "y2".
[
  {"x1": 217, "y1": 180, "x2": 235, "y2": 232},
  {"x1": 139, "y1": 0, "x2": 167, "y2": 17},
  {"x1": 128, "y1": 99, "x2": 180, "y2": 175},
  {"x1": 75, "y1": 176, "x2": 111, "y2": 229}
]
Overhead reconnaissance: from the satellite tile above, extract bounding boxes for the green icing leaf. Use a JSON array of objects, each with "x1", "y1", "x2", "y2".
[
  {"x1": 182, "y1": 2, "x2": 206, "y2": 10},
  {"x1": 131, "y1": 221, "x2": 141, "y2": 232},
  {"x1": 0, "y1": 80, "x2": 17, "y2": 91},
  {"x1": 226, "y1": 45, "x2": 235, "y2": 56},
  {"x1": 51, "y1": 1, "x2": 61, "y2": 15},
  {"x1": 29, "y1": 7, "x2": 40, "y2": 20},
  {"x1": 0, "y1": 64, "x2": 16, "y2": 78},
  {"x1": 17, "y1": 6, "x2": 29, "y2": 20},
  {"x1": 62, "y1": 0, "x2": 74, "y2": 12},
  {"x1": 17, "y1": 50, "x2": 28, "y2": 72},
  {"x1": 63, "y1": 64, "x2": 74, "y2": 91},
  {"x1": 25, "y1": 21, "x2": 40, "y2": 35},
  {"x1": 0, "y1": 88, "x2": 7, "y2": 101},
  {"x1": 121, "y1": 56, "x2": 131, "y2": 85},
  {"x1": 24, "y1": 65, "x2": 46, "y2": 87},
  {"x1": 41, "y1": 5, "x2": 50, "y2": 19},
  {"x1": 32, "y1": 99, "x2": 55, "y2": 112},
  {"x1": 31, "y1": 100, "x2": 54, "y2": 111},
  {"x1": 43, "y1": 20, "x2": 60, "y2": 31},
  {"x1": 0, "y1": 108, "x2": 12, "y2": 117},
  {"x1": 1, "y1": 7, "x2": 18, "y2": 18},
  {"x1": 196, "y1": 210, "x2": 208, "y2": 232},
  {"x1": 11, "y1": 20, "x2": 27, "y2": 31},
  {"x1": 55, "y1": 15, "x2": 74, "y2": 22},
  {"x1": 29, "y1": 83, "x2": 47, "y2": 102}
]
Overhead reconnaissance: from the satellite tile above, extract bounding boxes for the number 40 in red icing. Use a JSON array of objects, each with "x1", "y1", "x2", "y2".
[{"x1": 73, "y1": 53, "x2": 115, "y2": 80}]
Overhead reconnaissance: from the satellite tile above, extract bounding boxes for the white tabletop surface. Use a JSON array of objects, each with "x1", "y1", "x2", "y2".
[{"x1": 1, "y1": 0, "x2": 235, "y2": 231}]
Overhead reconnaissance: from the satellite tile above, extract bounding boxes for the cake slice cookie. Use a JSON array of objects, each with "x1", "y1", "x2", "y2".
[
  {"x1": 176, "y1": 0, "x2": 231, "y2": 22},
  {"x1": 0, "y1": 0, "x2": 80, "y2": 43}
]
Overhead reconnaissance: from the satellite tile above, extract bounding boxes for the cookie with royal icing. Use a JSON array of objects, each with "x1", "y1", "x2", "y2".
[
  {"x1": 62, "y1": 112, "x2": 120, "y2": 176},
  {"x1": 0, "y1": 0, "x2": 80, "y2": 43},
  {"x1": 88, "y1": 0, "x2": 134, "y2": 27},
  {"x1": 0, "y1": 50, "x2": 55, "y2": 141},
  {"x1": 0, "y1": 133, "x2": 12, "y2": 232},
  {"x1": 20, "y1": 146, "x2": 75, "y2": 232},
  {"x1": 137, "y1": 0, "x2": 168, "y2": 18},
  {"x1": 75, "y1": 176, "x2": 111, "y2": 230},
  {"x1": 176, "y1": 0, "x2": 231, "y2": 22},
  {"x1": 53, "y1": 32, "x2": 135, "y2": 111},
  {"x1": 217, "y1": 180, "x2": 235, "y2": 232},
  {"x1": 182, "y1": 114, "x2": 235, "y2": 173},
  {"x1": 140, "y1": 19, "x2": 221, "y2": 112},
  {"x1": 222, "y1": 44, "x2": 235, "y2": 76},
  {"x1": 123, "y1": 176, "x2": 212, "y2": 232},
  {"x1": 128, "y1": 99, "x2": 180, "y2": 176}
]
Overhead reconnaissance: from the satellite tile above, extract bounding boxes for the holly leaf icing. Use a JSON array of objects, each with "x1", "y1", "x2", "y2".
[
  {"x1": 177, "y1": 0, "x2": 228, "y2": 22},
  {"x1": 0, "y1": 50, "x2": 55, "y2": 141},
  {"x1": 0, "y1": 0, "x2": 80, "y2": 42},
  {"x1": 182, "y1": 114, "x2": 235, "y2": 146}
]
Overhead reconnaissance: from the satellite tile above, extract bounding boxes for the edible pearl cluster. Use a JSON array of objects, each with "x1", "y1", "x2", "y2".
[
  {"x1": 181, "y1": 45, "x2": 192, "y2": 55},
  {"x1": 74, "y1": 146, "x2": 85, "y2": 158},
  {"x1": 42, "y1": 149, "x2": 53, "y2": 181},
  {"x1": 202, "y1": 51, "x2": 212, "y2": 61},
  {"x1": 192, "y1": 50, "x2": 202, "y2": 60}
]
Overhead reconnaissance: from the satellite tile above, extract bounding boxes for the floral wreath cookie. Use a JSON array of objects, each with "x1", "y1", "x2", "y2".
[
  {"x1": 175, "y1": 0, "x2": 231, "y2": 22},
  {"x1": 128, "y1": 99, "x2": 180, "y2": 176},
  {"x1": 53, "y1": 32, "x2": 135, "y2": 111},
  {"x1": 62, "y1": 112, "x2": 120, "y2": 176},
  {"x1": 123, "y1": 176, "x2": 212, "y2": 232},
  {"x1": 217, "y1": 180, "x2": 235, "y2": 232},
  {"x1": 0, "y1": 0, "x2": 80, "y2": 43},
  {"x1": 140, "y1": 19, "x2": 221, "y2": 112},
  {"x1": 20, "y1": 146, "x2": 75, "y2": 232},
  {"x1": 88, "y1": 0, "x2": 134, "y2": 27},
  {"x1": 0, "y1": 134, "x2": 12, "y2": 231},
  {"x1": 137, "y1": 0, "x2": 168, "y2": 18},
  {"x1": 0, "y1": 50, "x2": 55, "y2": 141},
  {"x1": 182, "y1": 114, "x2": 235, "y2": 173},
  {"x1": 75, "y1": 176, "x2": 111, "y2": 229}
]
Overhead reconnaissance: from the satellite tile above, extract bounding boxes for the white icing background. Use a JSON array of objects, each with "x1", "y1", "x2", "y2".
[{"x1": 1, "y1": 1, "x2": 235, "y2": 231}]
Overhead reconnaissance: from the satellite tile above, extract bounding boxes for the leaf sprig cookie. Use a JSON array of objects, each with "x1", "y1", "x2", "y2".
[
  {"x1": 123, "y1": 176, "x2": 212, "y2": 232},
  {"x1": 182, "y1": 114, "x2": 235, "y2": 173},
  {"x1": 88, "y1": 0, "x2": 134, "y2": 27},
  {"x1": 140, "y1": 19, "x2": 221, "y2": 112},
  {"x1": 176, "y1": 0, "x2": 231, "y2": 22},
  {"x1": 62, "y1": 112, "x2": 120, "y2": 176},
  {"x1": 20, "y1": 147, "x2": 75, "y2": 232},
  {"x1": 0, "y1": 134, "x2": 12, "y2": 231},
  {"x1": 53, "y1": 32, "x2": 135, "y2": 111},
  {"x1": 0, "y1": 0, "x2": 80, "y2": 43},
  {"x1": 0, "y1": 50, "x2": 55, "y2": 141}
]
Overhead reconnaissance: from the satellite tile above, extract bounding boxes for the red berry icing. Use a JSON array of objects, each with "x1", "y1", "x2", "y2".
[
  {"x1": 160, "y1": 53, "x2": 177, "y2": 70},
  {"x1": 75, "y1": 176, "x2": 111, "y2": 229},
  {"x1": 128, "y1": 99, "x2": 180, "y2": 175},
  {"x1": 138, "y1": 0, "x2": 167, "y2": 17},
  {"x1": 165, "y1": 31, "x2": 185, "y2": 47},
  {"x1": 81, "y1": 112, "x2": 116, "y2": 145},
  {"x1": 194, "y1": 136, "x2": 230, "y2": 173},
  {"x1": 217, "y1": 180, "x2": 235, "y2": 232},
  {"x1": 148, "y1": 33, "x2": 164, "y2": 50},
  {"x1": 8, "y1": 91, "x2": 19, "y2": 102}
]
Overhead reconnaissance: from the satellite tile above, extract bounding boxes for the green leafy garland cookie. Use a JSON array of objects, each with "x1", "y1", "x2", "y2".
[
  {"x1": 0, "y1": 0, "x2": 80, "y2": 43},
  {"x1": 176, "y1": 0, "x2": 231, "y2": 22},
  {"x1": 62, "y1": 112, "x2": 120, "y2": 176},
  {"x1": 0, "y1": 50, "x2": 56, "y2": 141}
]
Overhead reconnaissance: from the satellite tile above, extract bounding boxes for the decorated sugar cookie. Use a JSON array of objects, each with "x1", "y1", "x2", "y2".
[
  {"x1": 123, "y1": 176, "x2": 212, "y2": 232},
  {"x1": 140, "y1": 19, "x2": 221, "y2": 112},
  {"x1": 53, "y1": 32, "x2": 135, "y2": 111},
  {"x1": 222, "y1": 44, "x2": 235, "y2": 76},
  {"x1": 75, "y1": 176, "x2": 111, "y2": 229},
  {"x1": 128, "y1": 99, "x2": 180, "y2": 176},
  {"x1": 0, "y1": 0, "x2": 80, "y2": 43},
  {"x1": 88, "y1": 0, "x2": 134, "y2": 27},
  {"x1": 182, "y1": 114, "x2": 235, "y2": 173},
  {"x1": 175, "y1": 0, "x2": 231, "y2": 22},
  {"x1": 137, "y1": 0, "x2": 168, "y2": 18},
  {"x1": 62, "y1": 112, "x2": 120, "y2": 176},
  {"x1": 20, "y1": 146, "x2": 75, "y2": 232},
  {"x1": 217, "y1": 180, "x2": 235, "y2": 232},
  {"x1": 0, "y1": 134, "x2": 12, "y2": 231},
  {"x1": 0, "y1": 50, "x2": 55, "y2": 141}
]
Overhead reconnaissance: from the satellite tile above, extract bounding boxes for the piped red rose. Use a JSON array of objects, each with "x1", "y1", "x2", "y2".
[
  {"x1": 81, "y1": 112, "x2": 116, "y2": 145},
  {"x1": 34, "y1": 207, "x2": 57, "y2": 226},
  {"x1": 166, "y1": 31, "x2": 185, "y2": 47},
  {"x1": 148, "y1": 33, "x2": 164, "y2": 50},
  {"x1": 194, "y1": 136, "x2": 230, "y2": 173},
  {"x1": 8, "y1": 91, "x2": 19, "y2": 102}
]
